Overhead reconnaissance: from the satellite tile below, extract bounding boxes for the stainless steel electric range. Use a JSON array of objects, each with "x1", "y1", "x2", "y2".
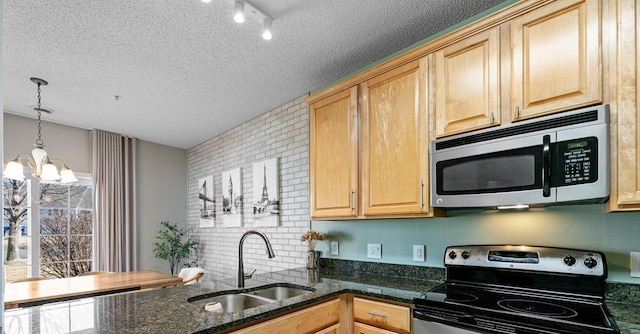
[{"x1": 413, "y1": 245, "x2": 620, "y2": 334}]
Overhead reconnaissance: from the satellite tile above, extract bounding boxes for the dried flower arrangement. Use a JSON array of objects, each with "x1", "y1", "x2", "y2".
[{"x1": 300, "y1": 230, "x2": 324, "y2": 251}]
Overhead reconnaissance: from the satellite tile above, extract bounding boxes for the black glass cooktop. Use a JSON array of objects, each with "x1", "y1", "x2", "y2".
[{"x1": 415, "y1": 283, "x2": 619, "y2": 333}]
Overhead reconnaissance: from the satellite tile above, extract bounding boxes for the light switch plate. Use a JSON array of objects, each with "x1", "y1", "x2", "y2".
[
  {"x1": 367, "y1": 243, "x2": 382, "y2": 259},
  {"x1": 330, "y1": 241, "x2": 339, "y2": 255},
  {"x1": 631, "y1": 252, "x2": 640, "y2": 278},
  {"x1": 413, "y1": 245, "x2": 426, "y2": 262}
]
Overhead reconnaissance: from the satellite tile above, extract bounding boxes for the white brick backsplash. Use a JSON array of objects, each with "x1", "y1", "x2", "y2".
[{"x1": 187, "y1": 95, "x2": 310, "y2": 282}]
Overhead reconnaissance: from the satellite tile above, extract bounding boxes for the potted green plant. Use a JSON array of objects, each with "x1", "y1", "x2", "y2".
[{"x1": 153, "y1": 221, "x2": 199, "y2": 274}]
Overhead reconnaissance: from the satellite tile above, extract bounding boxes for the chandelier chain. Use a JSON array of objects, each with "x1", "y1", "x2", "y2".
[{"x1": 35, "y1": 82, "x2": 43, "y2": 147}]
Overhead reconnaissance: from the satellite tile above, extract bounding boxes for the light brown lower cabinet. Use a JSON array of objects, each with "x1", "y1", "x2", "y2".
[
  {"x1": 230, "y1": 295, "x2": 412, "y2": 334},
  {"x1": 231, "y1": 298, "x2": 340, "y2": 334},
  {"x1": 354, "y1": 322, "x2": 400, "y2": 334},
  {"x1": 313, "y1": 323, "x2": 341, "y2": 334},
  {"x1": 352, "y1": 297, "x2": 411, "y2": 334}
]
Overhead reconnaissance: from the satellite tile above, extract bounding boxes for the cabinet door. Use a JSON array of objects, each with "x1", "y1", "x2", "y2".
[
  {"x1": 313, "y1": 323, "x2": 341, "y2": 334},
  {"x1": 360, "y1": 59, "x2": 428, "y2": 216},
  {"x1": 511, "y1": 0, "x2": 601, "y2": 121},
  {"x1": 352, "y1": 297, "x2": 411, "y2": 333},
  {"x1": 353, "y1": 322, "x2": 399, "y2": 334},
  {"x1": 309, "y1": 87, "x2": 359, "y2": 218},
  {"x1": 435, "y1": 26, "x2": 500, "y2": 137},
  {"x1": 233, "y1": 298, "x2": 340, "y2": 334},
  {"x1": 608, "y1": 0, "x2": 640, "y2": 210}
]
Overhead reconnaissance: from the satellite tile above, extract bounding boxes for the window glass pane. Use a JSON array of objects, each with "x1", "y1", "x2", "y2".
[
  {"x1": 40, "y1": 210, "x2": 69, "y2": 235},
  {"x1": 70, "y1": 210, "x2": 92, "y2": 234},
  {"x1": 39, "y1": 183, "x2": 69, "y2": 208},
  {"x1": 70, "y1": 261, "x2": 92, "y2": 276},
  {"x1": 69, "y1": 183, "x2": 92, "y2": 209},
  {"x1": 70, "y1": 236, "x2": 92, "y2": 261},
  {"x1": 40, "y1": 235, "x2": 69, "y2": 262},
  {"x1": 3, "y1": 178, "x2": 31, "y2": 282},
  {"x1": 41, "y1": 260, "x2": 69, "y2": 279}
]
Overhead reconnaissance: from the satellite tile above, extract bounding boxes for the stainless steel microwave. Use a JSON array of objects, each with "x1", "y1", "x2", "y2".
[{"x1": 430, "y1": 105, "x2": 610, "y2": 208}]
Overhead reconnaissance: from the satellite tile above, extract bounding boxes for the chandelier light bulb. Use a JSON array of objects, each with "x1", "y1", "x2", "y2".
[
  {"x1": 4, "y1": 160, "x2": 26, "y2": 181},
  {"x1": 40, "y1": 162, "x2": 61, "y2": 181}
]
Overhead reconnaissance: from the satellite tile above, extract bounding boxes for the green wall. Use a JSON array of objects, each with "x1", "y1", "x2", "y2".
[{"x1": 312, "y1": 204, "x2": 640, "y2": 284}]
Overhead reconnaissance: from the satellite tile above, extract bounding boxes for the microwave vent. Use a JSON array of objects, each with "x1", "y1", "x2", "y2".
[{"x1": 435, "y1": 109, "x2": 599, "y2": 151}]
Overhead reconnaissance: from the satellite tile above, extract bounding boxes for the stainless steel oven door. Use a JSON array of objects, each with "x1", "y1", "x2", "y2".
[{"x1": 414, "y1": 318, "x2": 480, "y2": 334}]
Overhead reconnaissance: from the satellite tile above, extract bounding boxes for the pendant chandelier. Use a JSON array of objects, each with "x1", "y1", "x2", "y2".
[{"x1": 3, "y1": 77, "x2": 78, "y2": 183}]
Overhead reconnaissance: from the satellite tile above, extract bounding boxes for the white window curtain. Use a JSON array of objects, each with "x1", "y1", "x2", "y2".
[{"x1": 91, "y1": 130, "x2": 137, "y2": 272}]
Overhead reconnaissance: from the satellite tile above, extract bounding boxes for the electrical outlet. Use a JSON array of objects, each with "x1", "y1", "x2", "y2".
[
  {"x1": 413, "y1": 245, "x2": 426, "y2": 262},
  {"x1": 367, "y1": 243, "x2": 382, "y2": 259},
  {"x1": 331, "y1": 241, "x2": 339, "y2": 255},
  {"x1": 631, "y1": 252, "x2": 640, "y2": 278}
]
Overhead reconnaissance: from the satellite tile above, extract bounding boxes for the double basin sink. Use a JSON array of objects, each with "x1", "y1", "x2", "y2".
[{"x1": 188, "y1": 283, "x2": 314, "y2": 313}]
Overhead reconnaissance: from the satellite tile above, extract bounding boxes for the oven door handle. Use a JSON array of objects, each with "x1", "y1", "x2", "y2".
[
  {"x1": 542, "y1": 135, "x2": 551, "y2": 197},
  {"x1": 414, "y1": 309, "x2": 475, "y2": 323}
]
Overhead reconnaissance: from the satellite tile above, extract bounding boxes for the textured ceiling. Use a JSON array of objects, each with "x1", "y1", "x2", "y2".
[{"x1": 3, "y1": 0, "x2": 506, "y2": 149}]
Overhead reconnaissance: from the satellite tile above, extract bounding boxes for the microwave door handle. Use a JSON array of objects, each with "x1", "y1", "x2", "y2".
[{"x1": 542, "y1": 135, "x2": 551, "y2": 197}]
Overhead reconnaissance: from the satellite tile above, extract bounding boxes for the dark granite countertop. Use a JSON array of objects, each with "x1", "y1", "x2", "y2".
[{"x1": 3, "y1": 265, "x2": 639, "y2": 333}]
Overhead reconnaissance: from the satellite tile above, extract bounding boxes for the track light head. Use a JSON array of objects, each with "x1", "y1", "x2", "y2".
[
  {"x1": 262, "y1": 17, "x2": 272, "y2": 40},
  {"x1": 234, "y1": 0, "x2": 245, "y2": 23}
]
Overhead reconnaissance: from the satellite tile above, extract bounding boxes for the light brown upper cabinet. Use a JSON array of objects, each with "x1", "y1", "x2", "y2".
[
  {"x1": 307, "y1": 0, "x2": 623, "y2": 215},
  {"x1": 607, "y1": 0, "x2": 640, "y2": 211},
  {"x1": 309, "y1": 87, "x2": 359, "y2": 218},
  {"x1": 308, "y1": 59, "x2": 435, "y2": 219},
  {"x1": 360, "y1": 59, "x2": 430, "y2": 216},
  {"x1": 434, "y1": 26, "x2": 501, "y2": 137},
  {"x1": 510, "y1": 0, "x2": 601, "y2": 121}
]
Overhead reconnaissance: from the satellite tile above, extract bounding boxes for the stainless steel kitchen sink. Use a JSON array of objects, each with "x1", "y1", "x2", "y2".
[
  {"x1": 246, "y1": 284, "x2": 313, "y2": 301},
  {"x1": 187, "y1": 283, "x2": 314, "y2": 313},
  {"x1": 189, "y1": 293, "x2": 272, "y2": 313}
]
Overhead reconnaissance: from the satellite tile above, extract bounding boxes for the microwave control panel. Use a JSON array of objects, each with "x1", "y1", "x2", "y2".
[{"x1": 554, "y1": 137, "x2": 598, "y2": 186}]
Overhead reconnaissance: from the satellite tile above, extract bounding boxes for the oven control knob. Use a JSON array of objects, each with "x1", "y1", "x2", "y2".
[
  {"x1": 584, "y1": 257, "x2": 598, "y2": 269},
  {"x1": 448, "y1": 251, "x2": 457, "y2": 260},
  {"x1": 563, "y1": 255, "x2": 576, "y2": 266},
  {"x1": 461, "y1": 251, "x2": 470, "y2": 259}
]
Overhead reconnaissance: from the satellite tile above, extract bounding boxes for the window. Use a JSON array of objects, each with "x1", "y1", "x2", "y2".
[
  {"x1": 2, "y1": 178, "x2": 31, "y2": 282},
  {"x1": 3, "y1": 175, "x2": 93, "y2": 282},
  {"x1": 39, "y1": 181, "x2": 93, "y2": 278}
]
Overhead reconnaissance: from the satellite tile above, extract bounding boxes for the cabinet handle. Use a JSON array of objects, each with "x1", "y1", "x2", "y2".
[
  {"x1": 420, "y1": 179, "x2": 424, "y2": 209},
  {"x1": 514, "y1": 106, "x2": 520, "y2": 119},
  {"x1": 349, "y1": 188, "x2": 354, "y2": 213},
  {"x1": 490, "y1": 112, "x2": 495, "y2": 124},
  {"x1": 367, "y1": 311, "x2": 388, "y2": 318}
]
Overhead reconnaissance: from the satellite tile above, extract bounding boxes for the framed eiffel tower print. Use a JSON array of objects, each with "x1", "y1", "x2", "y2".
[{"x1": 252, "y1": 158, "x2": 279, "y2": 227}]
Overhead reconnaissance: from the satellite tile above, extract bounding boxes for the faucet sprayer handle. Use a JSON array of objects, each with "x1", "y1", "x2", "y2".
[{"x1": 244, "y1": 269, "x2": 257, "y2": 279}]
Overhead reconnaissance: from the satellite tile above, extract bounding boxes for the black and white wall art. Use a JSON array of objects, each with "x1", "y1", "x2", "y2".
[
  {"x1": 252, "y1": 158, "x2": 279, "y2": 227},
  {"x1": 222, "y1": 168, "x2": 242, "y2": 227},
  {"x1": 198, "y1": 175, "x2": 215, "y2": 228}
]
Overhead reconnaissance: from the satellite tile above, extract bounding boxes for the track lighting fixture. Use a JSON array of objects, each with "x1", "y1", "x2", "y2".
[{"x1": 200, "y1": 0, "x2": 272, "y2": 40}]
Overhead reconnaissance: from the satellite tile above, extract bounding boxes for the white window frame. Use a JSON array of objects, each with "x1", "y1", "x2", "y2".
[
  {"x1": 36, "y1": 172, "x2": 93, "y2": 278},
  {"x1": 9, "y1": 171, "x2": 93, "y2": 279}
]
